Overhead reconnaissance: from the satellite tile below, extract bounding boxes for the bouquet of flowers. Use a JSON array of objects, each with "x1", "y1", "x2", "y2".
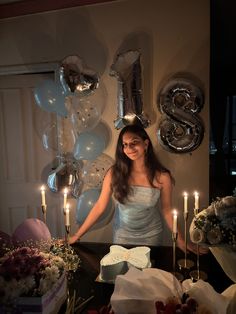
[
  {"x1": 190, "y1": 195, "x2": 236, "y2": 247},
  {"x1": 189, "y1": 195, "x2": 236, "y2": 284},
  {"x1": 0, "y1": 246, "x2": 66, "y2": 306}
]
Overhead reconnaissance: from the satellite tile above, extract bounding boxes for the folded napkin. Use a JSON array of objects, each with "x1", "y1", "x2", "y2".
[
  {"x1": 222, "y1": 284, "x2": 236, "y2": 314},
  {"x1": 111, "y1": 267, "x2": 182, "y2": 314},
  {"x1": 182, "y1": 279, "x2": 229, "y2": 314},
  {"x1": 209, "y1": 246, "x2": 236, "y2": 283},
  {"x1": 110, "y1": 267, "x2": 230, "y2": 314}
]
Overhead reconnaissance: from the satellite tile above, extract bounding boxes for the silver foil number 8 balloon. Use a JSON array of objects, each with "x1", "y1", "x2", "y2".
[{"x1": 157, "y1": 77, "x2": 204, "y2": 153}]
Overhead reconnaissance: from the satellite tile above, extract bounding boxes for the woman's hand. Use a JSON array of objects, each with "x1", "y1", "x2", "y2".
[{"x1": 69, "y1": 233, "x2": 80, "y2": 245}]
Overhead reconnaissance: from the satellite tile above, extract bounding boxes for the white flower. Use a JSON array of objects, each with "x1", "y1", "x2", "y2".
[
  {"x1": 213, "y1": 196, "x2": 236, "y2": 220},
  {"x1": 18, "y1": 276, "x2": 35, "y2": 295},
  {"x1": 43, "y1": 265, "x2": 60, "y2": 282},
  {"x1": 207, "y1": 227, "x2": 223, "y2": 245},
  {"x1": 0, "y1": 246, "x2": 66, "y2": 306},
  {"x1": 38, "y1": 278, "x2": 53, "y2": 295}
]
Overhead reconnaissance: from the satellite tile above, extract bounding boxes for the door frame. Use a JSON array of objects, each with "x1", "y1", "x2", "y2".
[{"x1": 0, "y1": 62, "x2": 58, "y2": 76}]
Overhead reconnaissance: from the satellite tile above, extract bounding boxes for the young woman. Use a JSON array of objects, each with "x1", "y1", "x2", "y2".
[{"x1": 69, "y1": 124, "x2": 200, "y2": 252}]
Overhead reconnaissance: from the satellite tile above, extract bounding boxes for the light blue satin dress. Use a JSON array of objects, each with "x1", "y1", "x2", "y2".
[{"x1": 113, "y1": 186, "x2": 163, "y2": 246}]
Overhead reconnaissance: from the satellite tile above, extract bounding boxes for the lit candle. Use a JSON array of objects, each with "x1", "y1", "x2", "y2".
[
  {"x1": 183, "y1": 192, "x2": 188, "y2": 214},
  {"x1": 194, "y1": 191, "x2": 199, "y2": 213},
  {"x1": 63, "y1": 188, "x2": 68, "y2": 209},
  {"x1": 65, "y1": 204, "x2": 70, "y2": 226},
  {"x1": 172, "y1": 209, "x2": 178, "y2": 233},
  {"x1": 68, "y1": 174, "x2": 73, "y2": 185},
  {"x1": 41, "y1": 185, "x2": 46, "y2": 206}
]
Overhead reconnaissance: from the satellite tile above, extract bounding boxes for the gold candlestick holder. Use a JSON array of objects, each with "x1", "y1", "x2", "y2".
[
  {"x1": 189, "y1": 243, "x2": 208, "y2": 281},
  {"x1": 41, "y1": 205, "x2": 47, "y2": 224},
  {"x1": 172, "y1": 232, "x2": 184, "y2": 281},
  {"x1": 178, "y1": 212, "x2": 194, "y2": 270},
  {"x1": 65, "y1": 225, "x2": 71, "y2": 247},
  {"x1": 189, "y1": 208, "x2": 208, "y2": 282}
]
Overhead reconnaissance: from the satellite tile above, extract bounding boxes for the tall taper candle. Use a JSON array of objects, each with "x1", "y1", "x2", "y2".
[
  {"x1": 194, "y1": 191, "x2": 199, "y2": 215},
  {"x1": 63, "y1": 188, "x2": 68, "y2": 209},
  {"x1": 183, "y1": 192, "x2": 188, "y2": 214},
  {"x1": 172, "y1": 209, "x2": 178, "y2": 233},
  {"x1": 65, "y1": 204, "x2": 70, "y2": 227},
  {"x1": 41, "y1": 185, "x2": 46, "y2": 206}
]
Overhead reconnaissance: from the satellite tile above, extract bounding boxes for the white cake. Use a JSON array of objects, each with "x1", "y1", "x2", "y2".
[{"x1": 100, "y1": 245, "x2": 151, "y2": 282}]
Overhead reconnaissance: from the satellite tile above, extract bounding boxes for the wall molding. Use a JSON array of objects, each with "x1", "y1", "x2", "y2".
[{"x1": 0, "y1": 62, "x2": 58, "y2": 76}]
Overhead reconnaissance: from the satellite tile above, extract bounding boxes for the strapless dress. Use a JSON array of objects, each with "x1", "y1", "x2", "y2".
[{"x1": 113, "y1": 186, "x2": 163, "y2": 246}]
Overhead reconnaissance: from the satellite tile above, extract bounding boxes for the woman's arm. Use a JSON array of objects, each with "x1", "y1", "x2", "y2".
[
  {"x1": 69, "y1": 168, "x2": 113, "y2": 244},
  {"x1": 159, "y1": 172, "x2": 179, "y2": 243}
]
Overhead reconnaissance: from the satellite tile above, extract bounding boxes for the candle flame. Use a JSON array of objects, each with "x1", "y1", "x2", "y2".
[
  {"x1": 64, "y1": 188, "x2": 68, "y2": 194},
  {"x1": 40, "y1": 185, "x2": 45, "y2": 191},
  {"x1": 172, "y1": 209, "x2": 178, "y2": 216},
  {"x1": 183, "y1": 192, "x2": 188, "y2": 197}
]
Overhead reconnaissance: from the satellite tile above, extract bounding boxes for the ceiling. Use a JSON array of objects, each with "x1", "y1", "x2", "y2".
[
  {"x1": 0, "y1": 0, "x2": 23, "y2": 4},
  {"x1": 0, "y1": 0, "x2": 117, "y2": 19}
]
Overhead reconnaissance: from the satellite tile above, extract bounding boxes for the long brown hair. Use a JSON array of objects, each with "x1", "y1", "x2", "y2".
[{"x1": 111, "y1": 125, "x2": 173, "y2": 203}]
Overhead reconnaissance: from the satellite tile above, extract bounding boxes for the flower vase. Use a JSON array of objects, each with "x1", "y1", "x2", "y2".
[{"x1": 16, "y1": 271, "x2": 67, "y2": 314}]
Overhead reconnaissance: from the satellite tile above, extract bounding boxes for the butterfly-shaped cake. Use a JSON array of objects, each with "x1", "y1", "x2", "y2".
[{"x1": 100, "y1": 245, "x2": 151, "y2": 282}]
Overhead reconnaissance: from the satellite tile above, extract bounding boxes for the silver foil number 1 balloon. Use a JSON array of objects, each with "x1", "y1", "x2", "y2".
[
  {"x1": 157, "y1": 77, "x2": 204, "y2": 153},
  {"x1": 110, "y1": 50, "x2": 150, "y2": 129}
]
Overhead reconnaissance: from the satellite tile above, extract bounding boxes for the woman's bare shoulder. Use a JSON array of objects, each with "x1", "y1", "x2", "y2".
[{"x1": 159, "y1": 171, "x2": 171, "y2": 181}]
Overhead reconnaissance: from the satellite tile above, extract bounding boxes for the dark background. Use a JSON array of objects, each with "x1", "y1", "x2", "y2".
[{"x1": 210, "y1": 0, "x2": 236, "y2": 200}]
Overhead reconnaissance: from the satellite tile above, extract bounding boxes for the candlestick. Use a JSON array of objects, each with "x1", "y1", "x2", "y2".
[
  {"x1": 189, "y1": 243, "x2": 208, "y2": 282},
  {"x1": 41, "y1": 205, "x2": 47, "y2": 224},
  {"x1": 177, "y1": 206, "x2": 194, "y2": 270},
  {"x1": 171, "y1": 232, "x2": 184, "y2": 281},
  {"x1": 189, "y1": 194, "x2": 207, "y2": 281},
  {"x1": 64, "y1": 225, "x2": 71, "y2": 247},
  {"x1": 41, "y1": 185, "x2": 46, "y2": 206},
  {"x1": 63, "y1": 188, "x2": 68, "y2": 209}
]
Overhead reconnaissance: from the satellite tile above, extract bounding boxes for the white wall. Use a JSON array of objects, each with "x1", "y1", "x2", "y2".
[{"x1": 0, "y1": 0, "x2": 210, "y2": 244}]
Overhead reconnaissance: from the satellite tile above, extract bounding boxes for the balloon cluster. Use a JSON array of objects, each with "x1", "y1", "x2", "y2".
[{"x1": 33, "y1": 55, "x2": 114, "y2": 228}]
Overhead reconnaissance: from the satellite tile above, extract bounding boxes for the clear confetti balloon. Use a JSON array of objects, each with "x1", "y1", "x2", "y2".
[
  {"x1": 82, "y1": 153, "x2": 114, "y2": 188},
  {"x1": 65, "y1": 94, "x2": 102, "y2": 134}
]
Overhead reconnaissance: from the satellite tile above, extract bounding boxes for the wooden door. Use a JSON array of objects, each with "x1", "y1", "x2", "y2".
[{"x1": 0, "y1": 74, "x2": 66, "y2": 238}]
